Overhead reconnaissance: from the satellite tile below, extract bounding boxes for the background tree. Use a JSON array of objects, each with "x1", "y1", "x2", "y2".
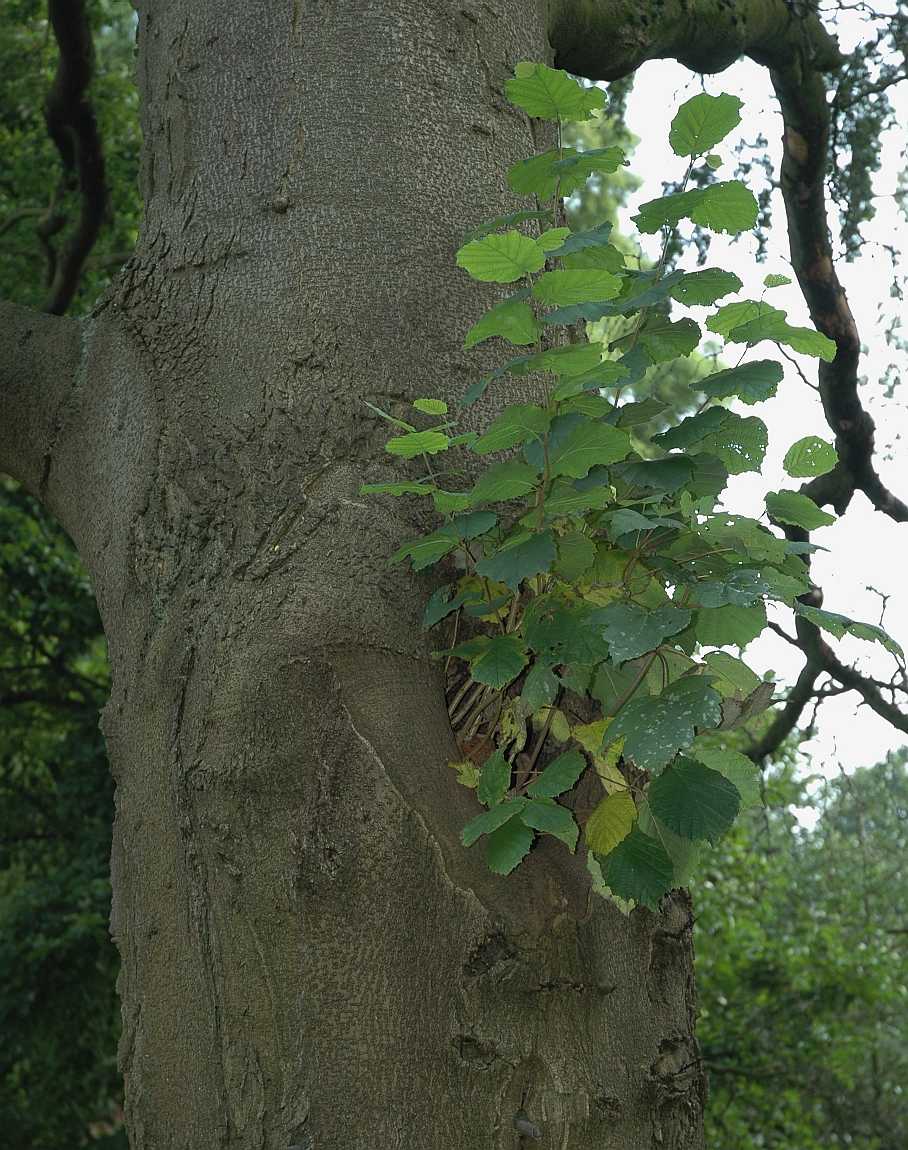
[{"x1": 1, "y1": 2, "x2": 906, "y2": 1148}]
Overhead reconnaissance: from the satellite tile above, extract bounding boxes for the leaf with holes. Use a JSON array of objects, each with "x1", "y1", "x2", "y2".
[
  {"x1": 783, "y1": 436, "x2": 838, "y2": 478},
  {"x1": 596, "y1": 602, "x2": 692, "y2": 663},
  {"x1": 609, "y1": 677, "x2": 723, "y2": 771}
]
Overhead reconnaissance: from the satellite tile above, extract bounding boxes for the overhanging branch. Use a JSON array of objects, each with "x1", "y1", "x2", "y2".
[{"x1": 41, "y1": 0, "x2": 107, "y2": 316}]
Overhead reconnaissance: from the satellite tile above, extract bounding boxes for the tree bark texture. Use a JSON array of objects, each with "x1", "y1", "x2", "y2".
[{"x1": 1, "y1": 3, "x2": 706, "y2": 1147}]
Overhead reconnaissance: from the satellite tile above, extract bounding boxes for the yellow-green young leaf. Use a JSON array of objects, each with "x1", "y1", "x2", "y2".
[
  {"x1": 505, "y1": 62, "x2": 606, "y2": 122},
  {"x1": 456, "y1": 231, "x2": 546, "y2": 283},
  {"x1": 783, "y1": 435, "x2": 838, "y2": 478},
  {"x1": 634, "y1": 181, "x2": 757, "y2": 236},
  {"x1": 721, "y1": 305, "x2": 837, "y2": 361},
  {"x1": 763, "y1": 273, "x2": 792, "y2": 288},
  {"x1": 412, "y1": 398, "x2": 447, "y2": 415},
  {"x1": 464, "y1": 296, "x2": 542, "y2": 349},
  {"x1": 585, "y1": 791, "x2": 637, "y2": 855},
  {"x1": 766, "y1": 490, "x2": 836, "y2": 530},
  {"x1": 573, "y1": 718, "x2": 612, "y2": 757},
  {"x1": 385, "y1": 430, "x2": 450, "y2": 458},
  {"x1": 669, "y1": 92, "x2": 743, "y2": 157},
  {"x1": 449, "y1": 760, "x2": 481, "y2": 789},
  {"x1": 705, "y1": 153, "x2": 722, "y2": 170},
  {"x1": 532, "y1": 269, "x2": 623, "y2": 307},
  {"x1": 538, "y1": 226, "x2": 572, "y2": 251}
]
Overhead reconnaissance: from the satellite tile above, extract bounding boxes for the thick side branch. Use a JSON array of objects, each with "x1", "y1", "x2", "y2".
[{"x1": 0, "y1": 301, "x2": 82, "y2": 495}]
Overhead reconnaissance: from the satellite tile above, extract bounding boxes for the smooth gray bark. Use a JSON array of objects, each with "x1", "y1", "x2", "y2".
[{"x1": 1, "y1": 3, "x2": 705, "y2": 1146}]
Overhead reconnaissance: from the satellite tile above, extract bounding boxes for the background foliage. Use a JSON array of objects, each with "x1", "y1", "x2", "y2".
[{"x1": 0, "y1": 5, "x2": 905, "y2": 1148}]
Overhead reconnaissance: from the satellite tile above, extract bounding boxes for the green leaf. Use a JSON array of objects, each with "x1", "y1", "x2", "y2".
[
  {"x1": 475, "y1": 529, "x2": 556, "y2": 590},
  {"x1": 464, "y1": 295, "x2": 542, "y2": 349},
  {"x1": 585, "y1": 790, "x2": 637, "y2": 855},
  {"x1": 597, "y1": 603, "x2": 692, "y2": 663},
  {"x1": 720, "y1": 304, "x2": 837, "y2": 360},
  {"x1": 477, "y1": 749, "x2": 512, "y2": 807},
  {"x1": 521, "y1": 661, "x2": 560, "y2": 711},
  {"x1": 669, "y1": 92, "x2": 743, "y2": 156},
  {"x1": 689, "y1": 740, "x2": 762, "y2": 808},
  {"x1": 464, "y1": 208, "x2": 551, "y2": 241},
  {"x1": 508, "y1": 150, "x2": 569, "y2": 200},
  {"x1": 634, "y1": 181, "x2": 758, "y2": 236},
  {"x1": 766, "y1": 490, "x2": 836, "y2": 530},
  {"x1": 543, "y1": 479, "x2": 615, "y2": 518},
  {"x1": 783, "y1": 435, "x2": 838, "y2": 478},
  {"x1": 648, "y1": 757, "x2": 740, "y2": 842},
  {"x1": 469, "y1": 461, "x2": 539, "y2": 504},
  {"x1": 437, "y1": 511, "x2": 499, "y2": 541},
  {"x1": 485, "y1": 817, "x2": 535, "y2": 874},
  {"x1": 527, "y1": 749, "x2": 588, "y2": 799},
  {"x1": 548, "y1": 220, "x2": 613, "y2": 257},
  {"x1": 696, "y1": 602, "x2": 766, "y2": 648},
  {"x1": 456, "y1": 231, "x2": 546, "y2": 283},
  {"x1": 505, "y1": 62, "x2": 606, "y2": 122},
  {"x1": 532, "y1": 269, "x2": 623, "y2": 306},
  {"x1": 413, "y1": 398, "x2": 448, "y2": 415},
  {"x1": 433, "y1": 490, "x2": 473, "y2": 514},
  {"x1": 690, "y1": 568, "x2": 773, "y2": 609},
  {"x1": 609, "y1": 677, "x2": 723, "y2": 771},
  {"x1": 555, "y1": 531, "x2": 596, "y2": 580},
  {"x1": 698, "y1": 359, "x2": 783, "y2": 405},
  {"x1": 614, "y1": 455, "x2": 694, "y2": 494},
  {"x1": 538, "y1": 226, "x2": 572, "y2": 251},
  {"x1": 385, "y1": 430, "x2": 450, "y2": 458},
  {"x1": 520, "y1": 798, "x2": 579, "y2": 851},
  {"x1": 461, "y1": 797, "x2": 527, "y2": 846},
  {"x1": 472, "y1": 405, "x2": 550, "y2": 455},
  {"x1": 705, "y1": 153, "x2": 722, "y2": 170},
  {"x1": 516, "y1": 343, "x2": 606, "y2": 377},
  {"x1": 392, "y1": 531, "x2": 459, "y2": 571},
  {"x1": 597, "y1": 827, "x2": 674, "y2": 909},
  {"x1": 655, "y1": 409, "x2": 767, "y2": 474},
  {"x1": 670, "y1": 268, "x2": 742, "y2": 306},
  {"x1": 703, "y1": 651, "x2": 762, "y2": 698},
  {"x1": 548, "y1": 422, "x2": 632, "y2": 478},
  {"x1": 794, "y1": 604, "x2": 904, "y2": 659},
  {"x1": 763, "y1": 273, "x2": 792, "y2": 288},
  {"x1": 360, "y1": 481, "x2": 434, "y2": 497},
  {"x1": 470, "y1": 634, "x2": 529, "y2": 689},
  {"x1": 635, "y1": 316, "x2": 701, "y2": 363},
  {"x1": 552, "y1": 145, "x2": 626, "y2": 180},
  {"x1": 423, "y1": 585, "x2": 482, "y2": 629}
]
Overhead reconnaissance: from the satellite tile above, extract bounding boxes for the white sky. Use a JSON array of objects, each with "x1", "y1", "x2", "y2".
[{"x1": 614, "y1": 35, "x2": 908, "y2": 782}]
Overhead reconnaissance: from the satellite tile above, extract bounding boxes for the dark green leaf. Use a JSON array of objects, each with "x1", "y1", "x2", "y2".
[
  {"x1": 520, "y1": 798, "x2": 579, "y2": 851},
  {"x1": 548, "y1": 422, "x2": 632, "y2": 478},
  {"x1": 696, "y1": 602, "x2": 767, "y2": 648},
  {"x1": 461, "y1": 797, "x2": 527, "y2": 847},
  {"x1": 766, "y1": 490, "x2": 836, "y2": 530},
  {"x1": 477, "y1": 749, "x2": 512, "y2": 807},
  {"x1": 475, "y1": 529, "x2": 556, "y2": 590},
  {"x1": 648, "y1": 757, "x2": 740, "y2": 842},
  {"x1": 609, "y1": 677, "x2": 723, "y2": 770},
  {"x1": 596, "y1": 602, "x2": 692, "y2": 663},
  {"x1": 469, "y1": 461, "x2": 539, "y2": 504},
  {"x1": 526, "y1": 749, "x2": 587, "y2": 798},
  {"x1": 470, "y1": 634, "x2": 529, "y2": 689},
  {"x1": 485, "y1": 817, "x2": 535, "y2": 874},
  {"x1": 670, "y1": 268, "x2": 742, "y2": 306},
  {"x1": 698, "y1": 359, "x2": 783, "y2": 405},
  {"x1": 597, "y1": 827, "x2": 675, "y2": 909}
]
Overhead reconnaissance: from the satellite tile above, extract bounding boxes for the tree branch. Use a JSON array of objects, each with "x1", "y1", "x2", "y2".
[
  {"x1": 0, "y1": 301, "x2": 82, "y2": 495},
  {"x1": 41, "y1": 0, "x2": 107, "y2": 316}
]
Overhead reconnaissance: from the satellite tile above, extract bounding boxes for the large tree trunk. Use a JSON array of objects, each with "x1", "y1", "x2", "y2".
[{"x1": 2, "y1": 2, "x2": 705, "y2": 1146}]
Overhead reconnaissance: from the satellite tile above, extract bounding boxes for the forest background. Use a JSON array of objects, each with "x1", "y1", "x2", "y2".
[{"x1": 0, "y1": 2, "x2": 906, "y2": 1147}]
